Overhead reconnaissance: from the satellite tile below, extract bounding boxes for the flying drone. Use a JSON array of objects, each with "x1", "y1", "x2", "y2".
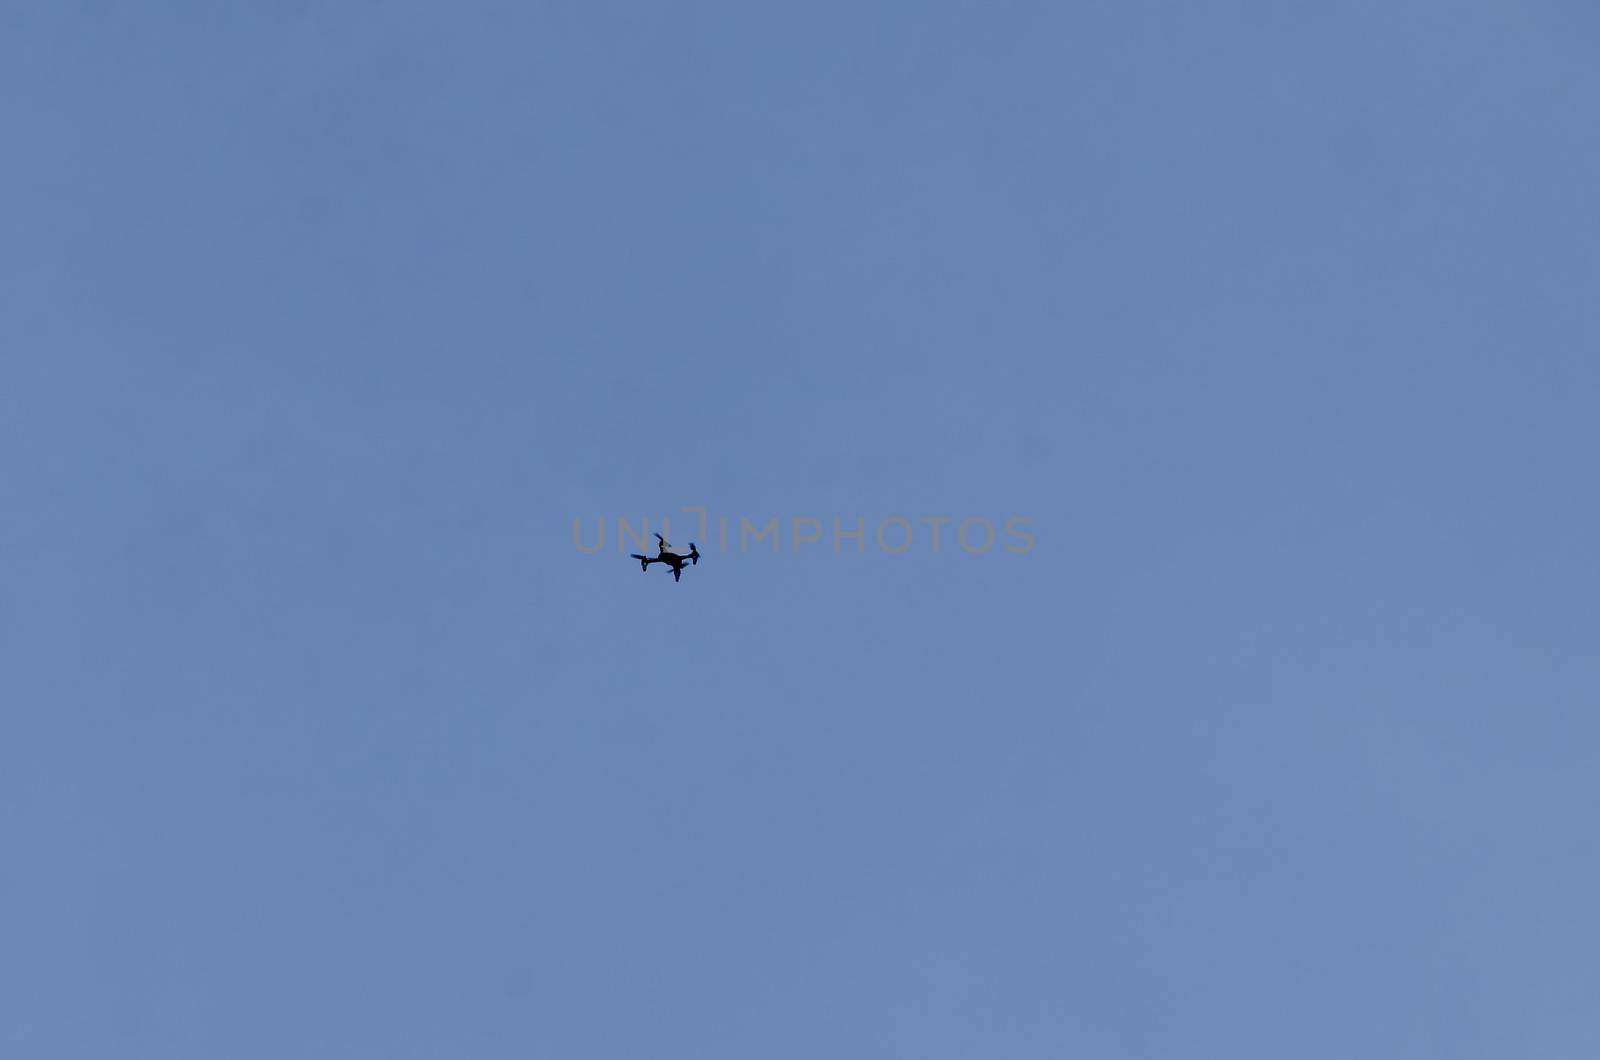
[{"x1": 631, "y1": 532, "x2": 700, "y2": 582}]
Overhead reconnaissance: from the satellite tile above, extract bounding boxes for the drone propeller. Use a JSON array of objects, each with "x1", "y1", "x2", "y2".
[{"x1": 689, "y1": 543, "x2": 699, "y2": 565}]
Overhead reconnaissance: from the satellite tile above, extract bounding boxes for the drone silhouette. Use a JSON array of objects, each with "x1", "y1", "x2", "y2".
[{"x1": 631, "y1": 532, "x2": 700, "y2": 582}]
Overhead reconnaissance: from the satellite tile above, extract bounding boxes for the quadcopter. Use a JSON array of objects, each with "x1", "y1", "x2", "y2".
[{"x1": 631, "y1": 532, "x2": 700, "y2": 582}]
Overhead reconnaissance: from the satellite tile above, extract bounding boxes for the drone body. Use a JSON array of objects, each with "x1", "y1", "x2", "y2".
[{"x1": 631, "y1": 533, "x2": 700, "y2": 582}]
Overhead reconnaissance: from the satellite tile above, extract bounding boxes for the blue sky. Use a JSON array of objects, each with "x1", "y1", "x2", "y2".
[{"x1": 4, "y1": 2, "x2": 1598, "y2": 1057}]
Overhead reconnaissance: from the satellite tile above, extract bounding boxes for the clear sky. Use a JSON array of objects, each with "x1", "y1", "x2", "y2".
[{"x1": 4, "y1": 3, "x2": 1598, "y2": 1057}]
